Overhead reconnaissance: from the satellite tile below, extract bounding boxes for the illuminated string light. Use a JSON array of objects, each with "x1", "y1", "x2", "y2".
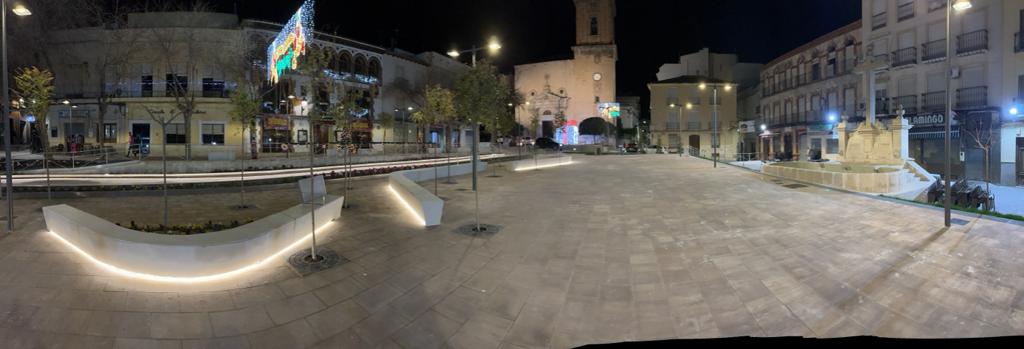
[
  {"x1": 267, "y1": 0, "x2": 315, "y2": 83},
  {"x1": 388, "y1": 185, "x2": 428, "y2": 226},
  {"x1": 47, "y1": 220, "x2": 335, "y2": 283},
  {"x1": 514, "y1": 161, "x2": 574, "y2": 172}
]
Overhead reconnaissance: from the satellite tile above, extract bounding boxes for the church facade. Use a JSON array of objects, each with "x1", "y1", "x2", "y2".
[{"x1": 514, "y1": 0, "x2": 616, "y2": 145}]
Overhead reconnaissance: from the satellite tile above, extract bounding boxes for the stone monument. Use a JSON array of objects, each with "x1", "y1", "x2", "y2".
[{"x1": 837, "y1": 61, "x2": 913, "y2": 165}]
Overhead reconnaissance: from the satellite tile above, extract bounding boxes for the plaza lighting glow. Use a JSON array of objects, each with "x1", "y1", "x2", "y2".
[
  {"x1": 669, "y1": 103, "x2": 676, "y2": 108},
  {"x1": 685, "y1": 103, "x2": 693, "y2": 110},
  {"x1": 1011, "y1": 107, "x2": 1019, "y2": 116},
  {"x1": 388, "y1": 185, "x2": 427, "y2": 226},
  {"x1": 12, "y1": 4, "x2": 31, "y2": 16},
  {"x1": 760, "y1": 124, "x2": 767, "y2": 131},
  {"x1": 487, "y1": 37, "x2": 502, "y2": 52},
  {"x1": 953, "y1": 0, "x2": 972, "y2": 11},
  {"x1": 723, "y1": 84, "x2": 732, "y2": 92},
  {"x1": 447, "y1": 49, "x2": 460, "y2": 58},
  {"x1": 698, "y1": 83, "x2": 706, "y2": 90},
  {"x1": 514, "y1": 161, "x2": 573, "y2": 172},
  {"x1": 46, "y1": 221, "x2": 335, "y2": 283},
  {"x1": 267, "y1": 0, "x2": 315, "y2": 83},
  {"x1": 827, "y1": 113, "x2": 837, "y2": 122}
]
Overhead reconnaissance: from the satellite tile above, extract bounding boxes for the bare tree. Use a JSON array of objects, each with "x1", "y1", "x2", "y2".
[
  {"x1": 962, "y1": 112, "x2": 994, "y2": 194},
  {"x1": 78, "y1": 1, "x2": 143, "y2": 155},
  {"x1": 143, "y1": 106, "x2": 180, "y2": 231}
]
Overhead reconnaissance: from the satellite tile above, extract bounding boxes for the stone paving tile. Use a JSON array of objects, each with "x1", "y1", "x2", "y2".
[
  {"x1": 209, "y1": 306, "x2": 275, "y2": 337},
  {"x1": 264, "y1": 293, "x2": 326, "y2": 325},
  {"x1": 148, "y1": 312, "x2": 214, "y2": 339},
  {"x1": 4, "y1": 155, "x2": 1024, "y2": 348},
  {"x1": 305, "y1": 300, "x2": 370, "y2": 339}
]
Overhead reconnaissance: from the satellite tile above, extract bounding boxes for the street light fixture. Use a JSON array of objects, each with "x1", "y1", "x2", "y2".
[
  {"x1": 448, "y1": 37, "x2": 501, "y2": 68},
  {"x1": 942, "y1": 0, "x2": 972, "y2": 227},
  {"x1": 3, "y1": 1, "x2": 32, "y2": 235},
  {"x1": 11, "y1": 3, "x2": 28, "y2": 16}
]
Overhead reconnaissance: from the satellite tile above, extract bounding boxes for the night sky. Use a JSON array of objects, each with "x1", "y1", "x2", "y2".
[{"x1": 219, "y1": 0, "x2": 862, "y2": 118}]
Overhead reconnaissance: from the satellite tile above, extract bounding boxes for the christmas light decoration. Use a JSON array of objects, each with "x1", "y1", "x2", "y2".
[{"x1": 267, "y1": 0, "x2": 315, "y2": 83}]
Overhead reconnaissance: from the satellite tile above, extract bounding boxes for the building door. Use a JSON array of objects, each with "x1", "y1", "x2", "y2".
[
  {"x1": 541, "y1": 121, "x2": 554, "y2": 138},
  {"x1": 688, "y1": 134, "x2": 700, "y2": 150},
  {"x1": 1017, "y1": 137, "x2": 1024, "y2": 185},
  {"x1": 783, "y1": 134, "x2": 793, "y2": 157}
]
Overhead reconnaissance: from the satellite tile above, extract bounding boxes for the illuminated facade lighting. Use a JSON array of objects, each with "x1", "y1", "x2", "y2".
[{"x1": 267, "y1": 0, "x2": 315, "y2": 83}]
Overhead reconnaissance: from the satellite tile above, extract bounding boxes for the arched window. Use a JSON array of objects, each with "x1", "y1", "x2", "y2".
[
  {"x1": 354, "y1": 55, "x2": 367, "y2": 76},
  {"x1": 368, "y1": 58, "x2": 381, "y2": 79},
  {"x1": 590, "y1": 17, "x2": 598, "y2": 35},
  {"x1": 337, "y1": 52, "x2": 352, "y2": 73}
]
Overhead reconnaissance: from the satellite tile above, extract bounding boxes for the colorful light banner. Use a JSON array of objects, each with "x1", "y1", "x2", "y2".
[
  {"x1": 267, "y1": 0, "x2": 315, "y2": 83},
  {"x1": 598, "y1": 103, "x2": 620, "y2": 119}
]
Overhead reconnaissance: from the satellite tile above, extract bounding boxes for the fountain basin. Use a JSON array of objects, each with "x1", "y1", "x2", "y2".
[{"x1": 763, "y1": 161, "x2": 934, "y2": 199}]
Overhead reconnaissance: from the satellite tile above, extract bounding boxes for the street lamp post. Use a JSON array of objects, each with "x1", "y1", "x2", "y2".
[
  {"x1": 448, "y1": 37, "x2": 501, "y2": 192},
  {"x1": 944, "y1": 0, "x2": 973, "y2": 227},
  {"x1": 699, "y1": 82, "x2": 732, "y2": 168},
  {"x1": 2, "y1": 1, "x2": 30, "y2": 235}
]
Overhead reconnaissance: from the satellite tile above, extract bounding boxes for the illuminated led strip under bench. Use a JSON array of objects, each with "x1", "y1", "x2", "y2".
[
  {"x1": 388, "y1": 161, "x2": 487, "y2": 227},
  {"x1": 42, "y1": 196, "x2": 344, "y2": 280},
  {"x1": 513, "y1": 155, "x2": 573, "y2": 171}
]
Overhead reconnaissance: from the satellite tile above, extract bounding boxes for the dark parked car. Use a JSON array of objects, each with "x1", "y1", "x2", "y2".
[
  {"x1": 625, "y1": 143, "x2": 639, "y2": 152},
  {"x1": 534, "y1": 137, "x2": 561, "y2": 150}
]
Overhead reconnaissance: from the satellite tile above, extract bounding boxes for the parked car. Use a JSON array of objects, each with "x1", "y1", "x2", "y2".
[
  {"x1": 534, "y1": 137, "x2": 561, "y2": 150},
  {"x1": 625, "y1": 143, "x2": 639, "y2": 152}
]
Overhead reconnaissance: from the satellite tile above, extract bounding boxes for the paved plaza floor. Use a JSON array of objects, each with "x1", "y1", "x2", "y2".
[{"x1": 1, "y1": 154, "x2": 1024, "y2": 348}]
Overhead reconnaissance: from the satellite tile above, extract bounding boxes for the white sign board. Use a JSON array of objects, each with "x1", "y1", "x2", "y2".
[{"x1": 297, "y1": 175, "x2": 327, "y2": 204}]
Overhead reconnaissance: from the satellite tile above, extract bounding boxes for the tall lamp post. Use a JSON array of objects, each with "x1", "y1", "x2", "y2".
[
  {"x1": 447, "y1": 36, "x2": 501, "y2": 192},
  {"x1": 2, "y1": 1, "x2": 31, "y2": 235},
  {"x1": 944, "y1": 0, "x2": 973, "y2": 227},
  {"x1": 699, "y1": 82, "x2": 733, "y2": 168}
]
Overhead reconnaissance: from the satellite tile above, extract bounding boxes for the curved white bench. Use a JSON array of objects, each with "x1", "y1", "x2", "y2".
[
  {"x1": 388, "y1": 162, "x2": 486, "y2": 226},
  {"x1": 513, "y1": 155, "x2": 572, "y2": 171},
  {"x1": 42, "y1": 196, "x2": 344, "y2": 279}
]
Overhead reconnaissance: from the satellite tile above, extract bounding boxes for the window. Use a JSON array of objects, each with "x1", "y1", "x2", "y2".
[
  {"x1": 165, "y1": 73, "x2": 188, "y2": 97},
  {"x1": 1018, "y1": 75, "x2": 1024, "y2": 101},
  {"x1": 202, "y1": 78, "x2": 225, "y2": 98},
  {"x1": 594, "y1": 96, "x2": 600, "y2": 103},
  {"x1": 201, "y1": 123, "x2": 225, "y2": 145},
  {"x1": 165, "y1": 123, "x2": 187, "y2": 144},
  {"x1": 811, "y1": 63, "x2": 821, "y2": 81},
  {"x1": 826, "y1": 138, "x2": 839, "y2": 154},
  {"x1": 297, "y1": 129, "x2": 309, "y2": 144},
  {"x1": 590, "y1": 17, "x2": 598, "y2": 35},
  {"x1": 139, "y1": 64, "x2": 154, "y2": 97},
  {"x1": 102, "y1": 123, "x2": 117, "y2": 142}
]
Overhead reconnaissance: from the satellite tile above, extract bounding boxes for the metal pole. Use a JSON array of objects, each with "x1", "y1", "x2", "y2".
[
  {"x1": 943, "y1": 1, "x2": 953, "y2": 227},
  {"x1": 2, "y1": 1, "x2": 14, "y2": 234},
  {"x1": 713, "y1": 86, "x2": 718, "y2": 168},
  {"x1": 309, "y1": 127, "x2": 317, "y2": 260},
  {"x1": 473, "y1": 120, "x2": 480, "y2": 231},
  {"x1": 44, "y1": 155, "x2": 50, "y2": 200}
]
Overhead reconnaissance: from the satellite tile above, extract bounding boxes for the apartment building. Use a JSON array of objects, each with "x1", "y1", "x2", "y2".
[{"x1": 758, "y1": 22, "x2": 863, "y2": 162}]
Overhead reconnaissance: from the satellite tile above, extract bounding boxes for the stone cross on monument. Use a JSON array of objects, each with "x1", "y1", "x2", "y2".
[{"x1": 836, "y1": 59, "x2": 912, "y2": 164}]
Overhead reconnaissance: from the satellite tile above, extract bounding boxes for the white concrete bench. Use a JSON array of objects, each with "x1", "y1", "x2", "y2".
[
  {"x1": 512, "y1": 155, "x2": 573, "y2": 171},
  {"x1": 42, "y1": 195, "x2": 344, "y2": 279},
  {"x1": 388, "y1": 161, "x2": 486, "y2": 226}
]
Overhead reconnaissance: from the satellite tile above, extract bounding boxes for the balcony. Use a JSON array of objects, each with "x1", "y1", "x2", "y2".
[
  {"x1": 891, "y1": 47, "x2": 918, "y2": 67},
  {"x1": 956, "y1": 29, "x2": 988, "y2": 55},
  {"x1": 956, "y1": 86, "x2": 987, "y2": 108},
  {"x1": 897, "y1": 1, "x2": 915, "y2": 21},
  {"x1": 1016, "y1": 32, "x2": 1024, "y2": 53},
  {"x1": 872, "y1": 12, "x2": 887, "y2": 30},
  {"x1": 921, "y1": 91, "x2": 946, "y2": 111},
  {"x1": 664, "y1": 123, "x2": 680, "y2": 131},
  {"x1": 921, "y1": 39, "x2": 946, "y2": 61},
  {"x1": 687, "y1": 121, "x2": 701, "y2": 130},
  {"x1": 892, "y1": 95, "x2": 918, "y2": 114}
]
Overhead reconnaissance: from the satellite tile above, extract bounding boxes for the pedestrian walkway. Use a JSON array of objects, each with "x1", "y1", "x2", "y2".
[{"x1": 1, "y1": 154, "x2": 1023, "y2": 348}]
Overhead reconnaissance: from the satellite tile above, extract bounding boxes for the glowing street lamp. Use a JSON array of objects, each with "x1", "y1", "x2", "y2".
[
  {"x1": 448, "y1": 37, "x2": 502, "y2": 68},
  {"x1": 942, "y1": 0, "x2": 973, "y2": 227},
  {"x1": 4, "y1": 1, "x2": 33, "y2": 234}
]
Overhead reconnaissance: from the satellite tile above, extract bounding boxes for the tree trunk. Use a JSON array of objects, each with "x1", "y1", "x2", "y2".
[{"x1": 184, "y1": 112, "x2": 192, "y2": 161}]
